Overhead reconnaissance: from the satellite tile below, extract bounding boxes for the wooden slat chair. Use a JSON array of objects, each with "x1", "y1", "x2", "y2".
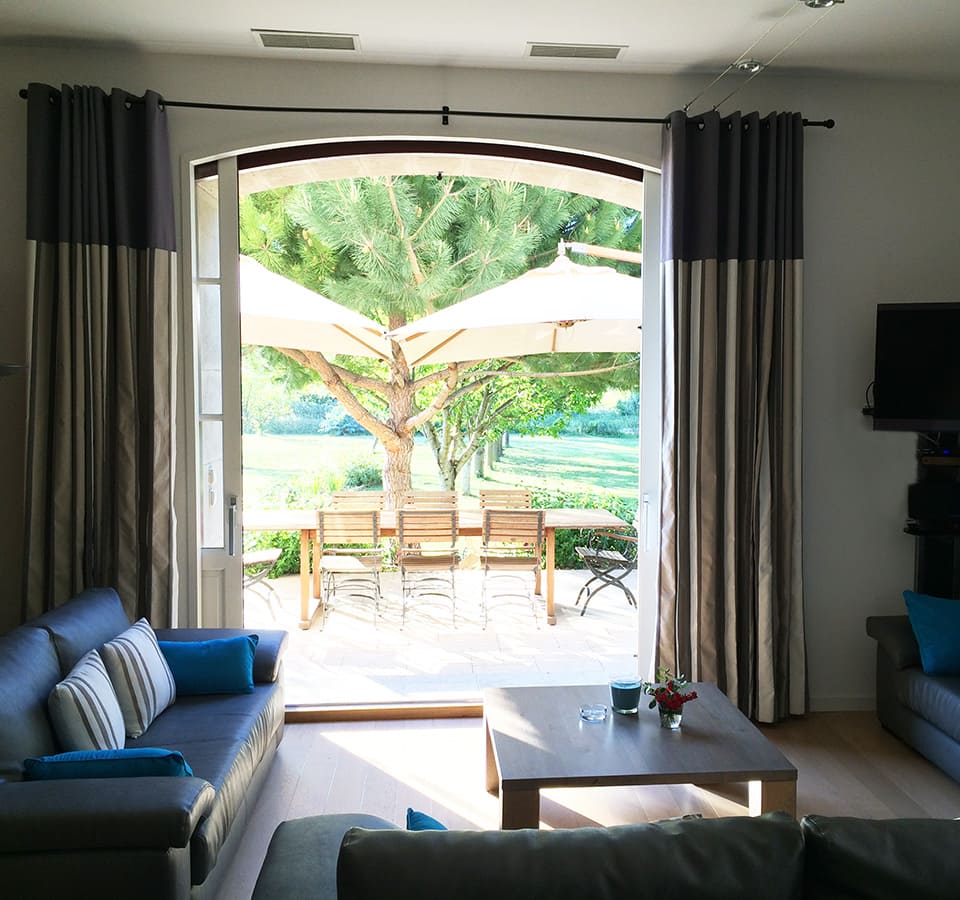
[
  {"x1": 479, "y1": 508, "x2": 544, "y2": 629},
  {"x1": 479, "y1": 488, "x2": 532, "y2": 509},
  {"x1": 315, "y1": 509, "x2": 383, "y2": 627},
  {"x1": 330, "y1": 490, "x2": 386, "y2": 511},
  {"x1": 401, "y1": 490, "x2": 458, "y2": 509},
  {"x1": 397, "y1": 509, "x2": 459, "y2": 626},
  {"x1": 574, "y1": 530, "x2": 639, "y2": 615}
]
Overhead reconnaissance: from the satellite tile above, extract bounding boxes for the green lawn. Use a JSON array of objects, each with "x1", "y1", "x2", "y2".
[{"x1": 242, "y1": 433, "x2": 638, "y2": 508}]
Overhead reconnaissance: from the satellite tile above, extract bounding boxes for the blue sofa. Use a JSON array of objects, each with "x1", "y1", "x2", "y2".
[
  {"x1": 252, "y1": 810, "x2": 960, "y2": 900},
  {"x1": 0, "y1": 588, "x2": 287, "y2": 899},
  {"x1": 866, "y1": 614, "x2": 960, "y2": 783}
]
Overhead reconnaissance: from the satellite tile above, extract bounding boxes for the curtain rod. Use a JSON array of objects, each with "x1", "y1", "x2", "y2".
[{"x1": 16, "y1": 89, "x2": 835, "y2": 128}]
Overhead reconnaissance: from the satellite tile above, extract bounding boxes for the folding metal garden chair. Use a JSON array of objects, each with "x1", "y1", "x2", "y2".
[
  {"x1": 574, "y1": 530, "x2": 638, "y2": 615},
  {"x1": 242, "y1": 548, "x2": 283, "y2": 619}
]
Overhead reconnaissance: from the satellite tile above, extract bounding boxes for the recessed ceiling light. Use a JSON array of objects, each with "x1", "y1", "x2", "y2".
[
  {"x1": 804, "y1": 0, "x2": 843, "y2": 8},
  {"x1": 734, "y1": 58, "x2": 765, "y2": 74}
]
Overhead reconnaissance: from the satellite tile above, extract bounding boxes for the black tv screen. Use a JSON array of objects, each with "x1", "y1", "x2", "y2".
[{"x1": 873, "y1": 302, "x2": 960, "y2": 431}]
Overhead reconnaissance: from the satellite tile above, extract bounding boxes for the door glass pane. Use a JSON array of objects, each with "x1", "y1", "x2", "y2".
[
  {"x1": 198, "y1": 284, "x2": 223, "y2": 416},
  {"x1": 195, "y1": 177, "x2": 220, "y2": 279},
  {"x1": 200, "y1": 419, "x2": 224, "y2": 548}
]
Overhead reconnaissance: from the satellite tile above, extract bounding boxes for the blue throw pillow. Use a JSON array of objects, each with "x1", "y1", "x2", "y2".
[
  {"x1": 24, "y1": 748, "x2": 193, "y2": 780},
  {"x1": 904, "y1": 590, "x2": 960, "y2": 675},
  {"x1": 406, "y1": 807, "x2": 447, "y2": 831},
  {"x1": 158, "y1": 634, "x2": 259, "y2": 695}
]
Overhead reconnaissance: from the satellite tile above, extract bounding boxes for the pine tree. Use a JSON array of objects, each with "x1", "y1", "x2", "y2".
[{"x1": 240, "y1": 175, "x2": 640, "y2": 506}]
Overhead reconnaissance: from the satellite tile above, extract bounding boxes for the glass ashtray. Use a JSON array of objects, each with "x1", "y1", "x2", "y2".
[{"x1": 579, "y1": 703, "x2": 608, "y2": 723}]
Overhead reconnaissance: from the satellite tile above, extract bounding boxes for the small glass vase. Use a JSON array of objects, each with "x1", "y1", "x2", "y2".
[{"x1": 658, "y1": 703, "x2": 683, "y2": 729}]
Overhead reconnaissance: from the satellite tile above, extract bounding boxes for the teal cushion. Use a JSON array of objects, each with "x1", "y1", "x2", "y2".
[
  {"x1": 158, "y1": 634, "x2": 259, "y2": 694},
  {"x1": 903, "y1": 590, "x2": 960, "y2": 674},
  {"x1": 24, "y1": 747, "x2": 193, "y2": 780},
  {"x1": 406, "y1": 808, "x2": 447, "y2": 831}
]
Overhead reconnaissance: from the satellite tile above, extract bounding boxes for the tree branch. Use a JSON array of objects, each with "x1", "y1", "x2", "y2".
[
  {"x1": 386, "y1": 178, "x2": 425, "y2": 287},
  {"x1": 405, "y1": 364, "x2": 460, "y2": 431},
  {"x1": 411, "y1": 365, "x2": 460, "y2": 390},
  {"x1": 277, "y1": 348, "x2": 397, "y2": 445}
]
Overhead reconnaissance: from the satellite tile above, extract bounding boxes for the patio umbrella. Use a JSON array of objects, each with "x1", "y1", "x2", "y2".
[
  {"x1": 239, "y1": 255, "x2": 390, "y2": 360},
  {"x1": 389, "y1": 254, "x2": 641, "y2": 366}
]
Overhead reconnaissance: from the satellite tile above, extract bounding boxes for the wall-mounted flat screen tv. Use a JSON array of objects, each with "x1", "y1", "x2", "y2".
[{"x1": 873, "y1": 302, "x2": 960, "y2": 431}]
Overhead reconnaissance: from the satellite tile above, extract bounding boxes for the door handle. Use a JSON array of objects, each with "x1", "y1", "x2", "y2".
[
  {"x1": 641, "y1": 492, "x2": 651, "y2": 553},
  {"x1": 228, "y1": 495, "x2": 238, "y2": 557}
]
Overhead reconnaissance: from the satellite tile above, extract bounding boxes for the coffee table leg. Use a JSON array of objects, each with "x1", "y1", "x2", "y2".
[
  {"x1": 500, "y1": 787, "x2": 540, "y2": 830},
  {"x1": 748, "y1": 779, "x2": 797, "y2": 818},
  {"x1": 485, "y1": 719, "x2": 499, "y2": 796}
]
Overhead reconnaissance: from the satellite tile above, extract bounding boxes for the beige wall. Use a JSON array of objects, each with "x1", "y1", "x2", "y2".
[{"x1": 1, "y1": 44, "x2": 958, "y2": 709}]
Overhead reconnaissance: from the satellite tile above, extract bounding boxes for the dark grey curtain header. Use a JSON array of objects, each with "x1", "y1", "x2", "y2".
[
  {"x1": 26, "y1": 83, "x2": 176, "y2": 251},
  {"x1": 661, "y1": 109, "x2": 803, "y2": 263}
]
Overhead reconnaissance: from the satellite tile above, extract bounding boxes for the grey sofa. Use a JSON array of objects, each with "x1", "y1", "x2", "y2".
[
  {"x1": 866, "y1": 615, "x2": 960, "y2": 782},
  {"x1": 252, "y1": 811, "x2": 960, "y2": 900},
  {"x1": 0, "y1": 587, "x2": 287, "y2": 899}
]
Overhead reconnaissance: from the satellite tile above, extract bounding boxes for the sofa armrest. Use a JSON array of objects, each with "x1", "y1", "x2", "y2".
[
  {"x1": 866, "y1": 616, "x2": 921, "y2": 670},
  {"x1": 152, "y1": 627, "x2": 288, "y2": 683},
  {"x1": 0, "y1": 777, "x2": 215, "y2": 853}
]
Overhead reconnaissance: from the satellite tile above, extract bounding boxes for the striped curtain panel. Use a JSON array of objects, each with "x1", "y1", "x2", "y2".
[
  {"x1": 658, "y1": 110, "x2": 805, "y2": 722},
  {"x1": 22, "y1": 83, "x2": 177, "y2": 625}
]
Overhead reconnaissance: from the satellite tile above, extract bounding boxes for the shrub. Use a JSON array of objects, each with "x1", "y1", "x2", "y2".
[
  {"x1": 244, "y1": 530, "x2": 302, "y2": 577},
  {"x1": 261, "y1": 414, "x2": 320, "y2": 435},
  {"x1": 262, "y1": 469, "x2": 344, "y2": 508},
  {"x1": 343, "y1": 458, "x2": 382, "y2": 489},
  {"x1": 528, "y1": 487, "x2": 638, "y2": 569}
]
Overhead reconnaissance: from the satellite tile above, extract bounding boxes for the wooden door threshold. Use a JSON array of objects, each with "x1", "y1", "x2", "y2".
[{"x1": 285, "y1": 700, "x2": 483, "y2": 722}]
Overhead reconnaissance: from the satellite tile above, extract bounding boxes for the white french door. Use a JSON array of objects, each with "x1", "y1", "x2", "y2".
[
  {"x1": 637, "y1": 171, "x2": 662, "y2": 678},
  {"x1": 189, "y1": 157, "x2": 244, "y2": 627}
]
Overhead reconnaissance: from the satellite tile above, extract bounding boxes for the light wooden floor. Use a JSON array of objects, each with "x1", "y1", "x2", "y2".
[{"x1": 216, "y1": 711, "x2": 960, "y2": 899}]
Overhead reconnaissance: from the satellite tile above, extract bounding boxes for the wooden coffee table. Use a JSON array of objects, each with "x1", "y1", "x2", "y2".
[{"x1": 483, "y1": 682, "x2": 797, "y2": 829}]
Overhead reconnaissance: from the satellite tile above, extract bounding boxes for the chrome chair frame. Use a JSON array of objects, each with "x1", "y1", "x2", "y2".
[
  {"x1": 316, "y1": 509, "x2": 384, "y2": 627},
  {"x1": 397, "y1": 508, "x2": 459, "y2": 627},
  {"x1": 479, "y1": 508, "x2": 544, "y2": 629}
]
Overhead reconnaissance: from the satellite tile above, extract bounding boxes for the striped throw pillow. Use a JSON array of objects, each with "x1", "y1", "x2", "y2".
[
  {"x1": 100, "y1": 619, "x2": 177, "y2": 738},
  {"x1": 48, "y1": 650, "x2": 126, "y2": 751}
]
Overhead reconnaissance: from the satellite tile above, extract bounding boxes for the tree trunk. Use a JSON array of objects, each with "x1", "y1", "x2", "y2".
[
  {"x1": 382, "y1": 436, "x2": 414, "y2": 509},
  {"x1": 485, "y1": 441, "x2": 496, "y2": 471},
  {"x1": 439, "y1": 458, "x2": 458, "y2": 491},
  {"x1": 474, "y1": 448, "x2": 485, "y2": 477}
]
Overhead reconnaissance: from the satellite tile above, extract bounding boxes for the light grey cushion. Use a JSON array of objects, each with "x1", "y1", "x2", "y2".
[
  {"x1": 101, "y1": 619, "x2": 177, "y2": 738},
  {"x1": 48, "y1": 650, "x2": 126, "y2": 751}
]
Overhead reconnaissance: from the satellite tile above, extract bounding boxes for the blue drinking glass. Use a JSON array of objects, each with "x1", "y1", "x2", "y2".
[{"x1": 609, "y1": 676, "x2": 642, "y2": 714}]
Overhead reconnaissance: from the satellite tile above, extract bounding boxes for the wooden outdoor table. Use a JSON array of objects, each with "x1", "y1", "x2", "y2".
[{"x1": 244, "y1": 506, "x2": 630, "y2": 629}]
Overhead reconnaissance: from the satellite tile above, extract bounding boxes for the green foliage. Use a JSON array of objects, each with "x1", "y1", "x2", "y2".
[
  {"x1": 261, "y1": 469, "x2": 343, "y2": 508},
  {"x1": 238, "y1": 173, "x2": 642, "y2": 490},
  {"x1": 528, "y1": 486, "x2": 637, "y2": 568},
  {"x1": 343, "y1": 458, "x2": 383, "y2": 489},
  {"x1": 245, "y1": 530, "x2": 302, "y2": 578}
]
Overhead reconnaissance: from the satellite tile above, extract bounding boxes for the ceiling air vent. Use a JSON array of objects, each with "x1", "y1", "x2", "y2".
[
  {"x1": 253, "y1": 30, "x2": 359, "y2": 52},
  {"x1": 527, "y1": 42, "x2": 624, "y2": 60}
]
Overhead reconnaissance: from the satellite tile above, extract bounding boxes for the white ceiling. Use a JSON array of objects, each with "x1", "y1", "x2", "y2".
[{"x1": 3, "y1": 0, "x2": 960, "y2": 83}]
